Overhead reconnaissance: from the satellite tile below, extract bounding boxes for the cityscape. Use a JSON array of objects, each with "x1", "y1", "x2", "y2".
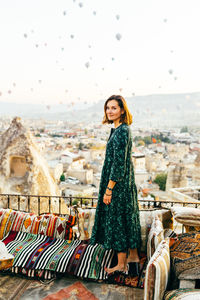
[{"x1": 0, "y1": 104, "x2": 199, "y2": 210}]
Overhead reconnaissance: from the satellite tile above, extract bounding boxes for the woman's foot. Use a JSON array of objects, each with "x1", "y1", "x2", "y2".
[
  {"x1": 105, "y1": 264, "x2": 127, "y2": 275},
  {"x1": 127, "y1": 257, "x2": 140, "y2": 263}
]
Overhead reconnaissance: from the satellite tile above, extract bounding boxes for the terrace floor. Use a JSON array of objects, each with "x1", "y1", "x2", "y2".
[{"x1": 0, "y1": 273, "x2": 144, "y2": 300}]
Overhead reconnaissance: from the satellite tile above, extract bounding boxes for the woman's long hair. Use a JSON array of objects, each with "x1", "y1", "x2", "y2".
[{"x1": 102, "y1": 95, "x2": 133, "y2": 125}]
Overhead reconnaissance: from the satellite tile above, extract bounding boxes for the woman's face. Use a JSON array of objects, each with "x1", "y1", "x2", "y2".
[{"x1": 106, "y1": 100, "x2": 124, "y2": 122}]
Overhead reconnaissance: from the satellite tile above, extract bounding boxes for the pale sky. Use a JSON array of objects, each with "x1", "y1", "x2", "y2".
[{"x1": 0, "y1": 0, "x2": 200, "y2": 106}]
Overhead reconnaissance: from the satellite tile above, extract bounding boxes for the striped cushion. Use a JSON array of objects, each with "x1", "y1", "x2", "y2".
[
  {"x1": 140, "y1": 209, "x2": 173, "y2": 253},
  {"x1": 147, "y1": 216, "x2": 164, "y2": 260},
  {"x1": 171, "y1": 207, "x2": 200, "y2": 226},
  {"x1": 144, "y1": 238, "x2": 170, "y2": 300},
  {"x1": 164, "y1": 288, "x2": 200, "y2": 300}
]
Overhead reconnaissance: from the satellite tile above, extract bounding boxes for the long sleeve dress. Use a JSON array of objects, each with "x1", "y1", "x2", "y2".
[{"x1": 90, "y1": 123, "x2": 141, "y2": 253}]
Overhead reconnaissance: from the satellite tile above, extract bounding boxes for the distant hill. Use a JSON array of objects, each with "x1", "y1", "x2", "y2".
[{"x1": 1, "y1": 92, "x2": 200, "y2": 128}]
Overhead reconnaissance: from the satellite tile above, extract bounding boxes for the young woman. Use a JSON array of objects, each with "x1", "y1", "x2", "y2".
[{"x1": 90, "y1": 95, "x2": 141, "y2": 275}]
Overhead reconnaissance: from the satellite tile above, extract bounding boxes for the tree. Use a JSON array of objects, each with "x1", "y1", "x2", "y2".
[
  {"x1": 180, "y1": 126, "x2": 188, "y2": 133},
  {"x1": 154, "y1": 173, "x2": 167, "y2": 191},
  {"x1": 78, "y1": 142, "x2": 84, "y2": 150},
  {"x1": 60, "y1": 174, "x2": 65, "y2": 182}
]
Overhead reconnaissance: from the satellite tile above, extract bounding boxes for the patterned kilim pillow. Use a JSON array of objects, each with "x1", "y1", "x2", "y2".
[
  {"x1": 144, "y1": 238, "x2": 170, "y2": 300},
  {"x1": 30, "y1": 215, "x2": 43, "y2": 234},
  {"x1": 147, "y1": 216, "x2": 164, "y2": 260},
  {"x1": 21, "y1": 213, "x2": 36, "y2": 233},
  {"x1": 170, "y1": 232, "x2": 200, "y2": 277},
  {"x1": 65, "y1": 215, "x2": 76, "y2": 240},
  {"x1": 76, "y1": 208, "x2": 96, "y2": 240},
  {"x1": 164, "y1": 288, "x2": 200, "y2": 300},
  {"x1": 0, "y1": 209, "x2": 13, "y2": 239},
  {"x1": 39, "y1": 213, "x2": 76, "y2": 240},
  {"x1": 37, "y1": 214, "x2": 54, "y2": 236},
  {"x1": 10, "y1": 211, "x2": 27, "y2": 233}
]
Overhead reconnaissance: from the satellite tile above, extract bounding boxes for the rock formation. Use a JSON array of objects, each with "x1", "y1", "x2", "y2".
[
  {"x1": 0, "y1": 117, "x2": 60, "y2": 213},
  {"x1": 192, "y1": 152, "x2": 200, "y2": 185},
  {"x1": 165, "y1": 163, "x2": 188, "y2": 192}
]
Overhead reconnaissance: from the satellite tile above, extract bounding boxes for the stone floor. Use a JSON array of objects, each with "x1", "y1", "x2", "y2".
[{"x1": 0, "y1": 273, "x2": 144, "y2": 300}]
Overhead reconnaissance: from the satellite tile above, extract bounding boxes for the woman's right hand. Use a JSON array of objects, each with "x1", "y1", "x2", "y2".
[{"x1": 103, "y1": 193, "x2": 112, "y2": 205}]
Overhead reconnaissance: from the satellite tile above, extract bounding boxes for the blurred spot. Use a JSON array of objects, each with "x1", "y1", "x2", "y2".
[
  {"x1": 116, "y1": 15, "x2": 120, "y2": 20},
  {"x1": 89, "y1": 56, "x2": 92, "y2": 60},
  {"x1": 163, "y1": 18, "x2": 167, "y2": 22},
  {"x1": 168, "y1": 69, "x2": 173, "y2": 75},
  {"x1": 79, "y1": 2, "x2": 83, "y2": 8},
  {"x1": 185, "y1": 95, "x2": 190, "y2": 100},
  {"x1": 85, "y1": 62, "x2": 90, "y2": 68},
  {"x1": 132, "y1": 93, "x2": 135, "y2": 96},
  {"x1": 8, "y1": 90, "x2": 12, "y2": 94},
  {"x1": 0, "y1": 92, "x2": 2, "y2": 96},
  {"x1": 65, "y1": 89, "x2": 68, "y2": 93},
  {"x1": 30, "y1": 88, "x2": 34, "y2": 92},
  {"x1": 174, "y1": 76, "x2": 177, "y2": 80},
  {"x1": 24, "y1": 33, "x2": 28, "y2": 38},
  {"x1": 44, "y1": 43, "x2": 47, "y2": 47},
  {"x1": 93, "y1": 11, "x2": 96, "y2": 15},
  {"x1": 61, "y1": 47, "x2": 64, "y2": 51},
  {"x1": 70, "y1": 34, "x2": 74, "y2": 39},
  {"x1": 46, "y1": 105, "x2": 51, "y2": 110},
  {"x1": 63, "y1": 11, "x2": 67, "y2": 16},
  {"x1": 111, "y1": 57, "x2": 115, "y2": 61},
  {"x1": 119, "y1": 88, "x2": 123, "y2": 92},
  {"x1": 13, "y1": 83, "x2": 16, "y2": 87},
  {"x1": 35, "y1": 44, "x2": 39, "y2": 48},
  {"x1": 88, "y1": 45, "x2": 91, "y2": 48},
  {"x1": 84, "y1": 101, "x2": 87, "y2": 104},
  {"x1": 126, "y1": 77, "x2": 129, "y2": 80},
  {"x1": 152, "y1": 137, "x2": 157, "y2": 143},
  {"x1": 38, "y1": 80, "x2": 42, "y2": 84},
  {"x1": 102, "y1": 67, "x2": 104, "y2": 71},
  {"x1": 115, "y1": 33, "x2": 122, "y2": 41}
]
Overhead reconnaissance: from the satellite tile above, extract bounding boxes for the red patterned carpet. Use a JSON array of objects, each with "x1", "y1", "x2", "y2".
[{"x1": 43, "y1": 281, "x2": 99, "y2": 300}]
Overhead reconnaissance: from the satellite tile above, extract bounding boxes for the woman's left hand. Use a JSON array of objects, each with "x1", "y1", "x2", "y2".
[{"x1": 103, "y1": 193, "x2": 112, "y2": 205}]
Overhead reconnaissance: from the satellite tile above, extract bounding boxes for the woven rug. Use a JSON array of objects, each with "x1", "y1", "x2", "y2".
[
  {"x1": 170, "y1": 232, "x2": 200, "y2": 277},
  {"x1": 2, "y1": 231, "x2": 114, "y2": 281},
  {"x1": 19, "y1": 275, "x2": 144, "y2": 300},
  {"x1": 0, "y1": 274, "x2": 33, "y2": 300}
]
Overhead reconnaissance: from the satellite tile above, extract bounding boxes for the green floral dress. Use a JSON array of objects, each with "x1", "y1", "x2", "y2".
[{"x1": 90, "y1": 123, "x2": 141, "y2": 252}]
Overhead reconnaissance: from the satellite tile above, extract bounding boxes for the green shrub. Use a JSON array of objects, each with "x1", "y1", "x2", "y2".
[
  {"x1": 154, "y1": 173, "x2": 167, "y2": 191},
  {"x1": 60, "y1": 174, "x2": 65, "y2": 182}
]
